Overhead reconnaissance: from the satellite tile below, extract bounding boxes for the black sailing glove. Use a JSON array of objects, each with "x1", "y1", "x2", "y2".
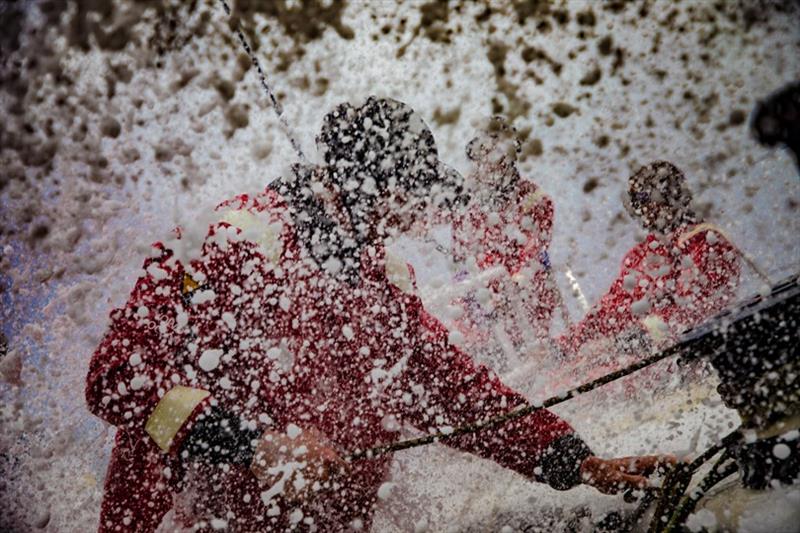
[
  {"x1": 180, "y1": 406, "x2": 261, "y2": 466},
  {"x1": 537, "y1": 434, "x2": 594, "y2": 490}
]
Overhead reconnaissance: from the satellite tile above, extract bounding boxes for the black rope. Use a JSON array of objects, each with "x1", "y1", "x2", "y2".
[
  {"x1": 217, "y1": 0, "x2": 307, "y2": 163},
  {"x1": 349, "y1": 341, "x2": 690, "y2": 461},
  {"x1": 622, "y1": 488, "x2": 660, "y2": 532},
  {"x1": 663, "y1": 457, "x2": 738, "y2": 531},
  {"x1": 647, "y1": 429, "x2": 741, "y2": 533}
]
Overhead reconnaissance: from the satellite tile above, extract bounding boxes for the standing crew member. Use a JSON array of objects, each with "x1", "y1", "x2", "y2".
[
  {"x1": 558, "y1": 161, "x2": 741, "y2": 361},
  {"x1": 87, "y1": 98, "x2": 670, "y2": 532},
  {"x1": 450, "y1": 117, "x2": 565, "y2": 371}
]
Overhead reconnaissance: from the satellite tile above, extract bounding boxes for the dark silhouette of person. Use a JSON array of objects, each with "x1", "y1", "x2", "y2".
[{"x1": 751, "y1": 81, "x2": 800, "y2": 174}]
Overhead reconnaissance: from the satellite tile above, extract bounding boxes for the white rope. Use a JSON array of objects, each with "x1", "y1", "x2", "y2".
[{"x1": 565, "y1": 267, "x2": 590, "y2": 312}]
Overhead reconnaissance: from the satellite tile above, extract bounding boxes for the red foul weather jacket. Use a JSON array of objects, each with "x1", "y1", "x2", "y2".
[
  {"x1": 451, "y1": 180, "x2": 558, "y2": 346},
  {"x1": 86, "y1": 186, "x2": 591, "y2": 532},
  {"x1": 558, "y1": 223, "x2": 741, "y2": 354}
]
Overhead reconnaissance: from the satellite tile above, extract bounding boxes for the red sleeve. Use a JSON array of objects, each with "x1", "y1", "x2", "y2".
[
  {"x1": 672, "y1": 231, "x2": 741, "y2": 327},
  {"x1": 87, "y1": 192, "x2": 292, "y2": 455},
  {"x1": 557, "y1": 245, "x2": 646, "y2": 354},
  {"x1": 559, "y1": 286, "x2": 631, "y2": 353},
  {"x1": 531, "y1": 194, "x2": 553, "y2": 255},
  {"x1": 515, "y1": 185, "x2": 553, "y2": 267},
  {"x1": 85, "y1": 245, "x2": 201, "y2": 440},
  {"x1": 401, "y1": 297, "x2": 590, "y2": 486}
]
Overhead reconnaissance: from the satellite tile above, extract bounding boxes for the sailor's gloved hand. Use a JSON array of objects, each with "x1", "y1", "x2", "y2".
[
  {"x1": 579, "y1": 454, "x2": 676, "y2": 495},
  {"x1": 250, "y1": 426, "x2": 348, "y2": 503},
  {"x1": 179, "y1": 406, "x2": 262, "y2": 465}
]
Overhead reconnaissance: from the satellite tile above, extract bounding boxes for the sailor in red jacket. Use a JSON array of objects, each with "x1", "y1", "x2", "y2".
[
  {"x1": 558, "y1": 161, "x2": 742, "y2": 359},
  {"x1": 450, "y1": 117, "x2": 564, "y2": 369},
  {"x1": 87, "y1": 98, "x2": 669, "y2": 532}
]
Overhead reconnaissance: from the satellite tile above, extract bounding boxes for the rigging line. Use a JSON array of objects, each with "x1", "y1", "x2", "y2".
[
  {"x1": 348, "y1": 338, "x2": 688, "y2": 461},
  {"x1": 564, "y1": 267, "x2": 590, "y2": 312},
  {"x1": 662, "y1": 457, "x2": 737, "y2": 532},
  {"x1": 217, "y1": 0, "x2": 308, "y2": 163},
  {"x1": 647, "y1": 430, "x2": 741, "y2": 533},
  {"x1": 735, "y1": 245, "x2": 774, "y2": 286}
]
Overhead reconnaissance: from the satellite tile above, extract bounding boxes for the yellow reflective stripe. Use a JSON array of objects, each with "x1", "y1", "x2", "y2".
[
  {"x1": 520, "y1": 189, "x2": 545, "y2": 211},
  {"x1": 145, "y1": 385, "x2": 210, "y2": 452},
  {"x1": 678, "y1": 223, "x2": 729, "y2": 246},
  {"x1": 385, "y1": 251, "x2": 415, "y2": 295},
  {"x1": 642, "y1": 314, "x2": 670, "y2": 343},
  {"x1": 219, "y1": 209, "x2": 284, "y2": 265}
]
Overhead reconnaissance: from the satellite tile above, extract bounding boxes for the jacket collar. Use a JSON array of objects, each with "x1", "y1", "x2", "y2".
[{"x1": 270, "y1": 167, "x2": 384, "y2": 286}]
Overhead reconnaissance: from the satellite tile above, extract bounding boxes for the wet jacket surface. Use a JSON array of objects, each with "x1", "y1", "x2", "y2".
[
  {"x1": 451, "y1": 180, "x2": 558, "y2": 346},
  {"x1": 86, "y1": 187, "x2": 590, "y2": 532},
  {"x1": 558, "y1": 223, "x2": 742, "y2": 353}
]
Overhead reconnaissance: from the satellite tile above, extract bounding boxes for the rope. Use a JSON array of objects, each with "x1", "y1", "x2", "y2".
[
  {"x1": 214, "y1": 2, "x2": 754, "y2": 481},
  {"x1": 662, "y1": 456, "x2": 737, "y2": 532},
  {"x1": 218, "y1": 0, "x2": 308, "y2": 163},
  {"x1": 736, "y1": 245, "x2": 774, "y2": 286},
  {"x1": 348, "y1": 340, "x2": 690, "y2": 461},
  {"x1": 646, "y1": 429, "x2": 741, "y2": 533},
  {"x1": 565, "y1": 267, "x2": 590, "y2": 312},
  {"x1": 622, "y1": 488, "x2": 660, "y2": 532}
]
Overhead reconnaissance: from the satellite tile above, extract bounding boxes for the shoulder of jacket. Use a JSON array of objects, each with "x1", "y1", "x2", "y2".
[
  {"x1": 623, "y1": 238, "x2": 651, "y2": 266},
  {"x1": 215, "y1": 188, "x2": 289, "y2": 265},
  {"x1": 384, "y1": 251, "x2": 416, "y2": 295},
  {"x1": 519, "y1": 182, "x2": 549, "y2": 212},
  {"x1": 677, "y1": 222, "x2": 730, "y2": 247}
]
